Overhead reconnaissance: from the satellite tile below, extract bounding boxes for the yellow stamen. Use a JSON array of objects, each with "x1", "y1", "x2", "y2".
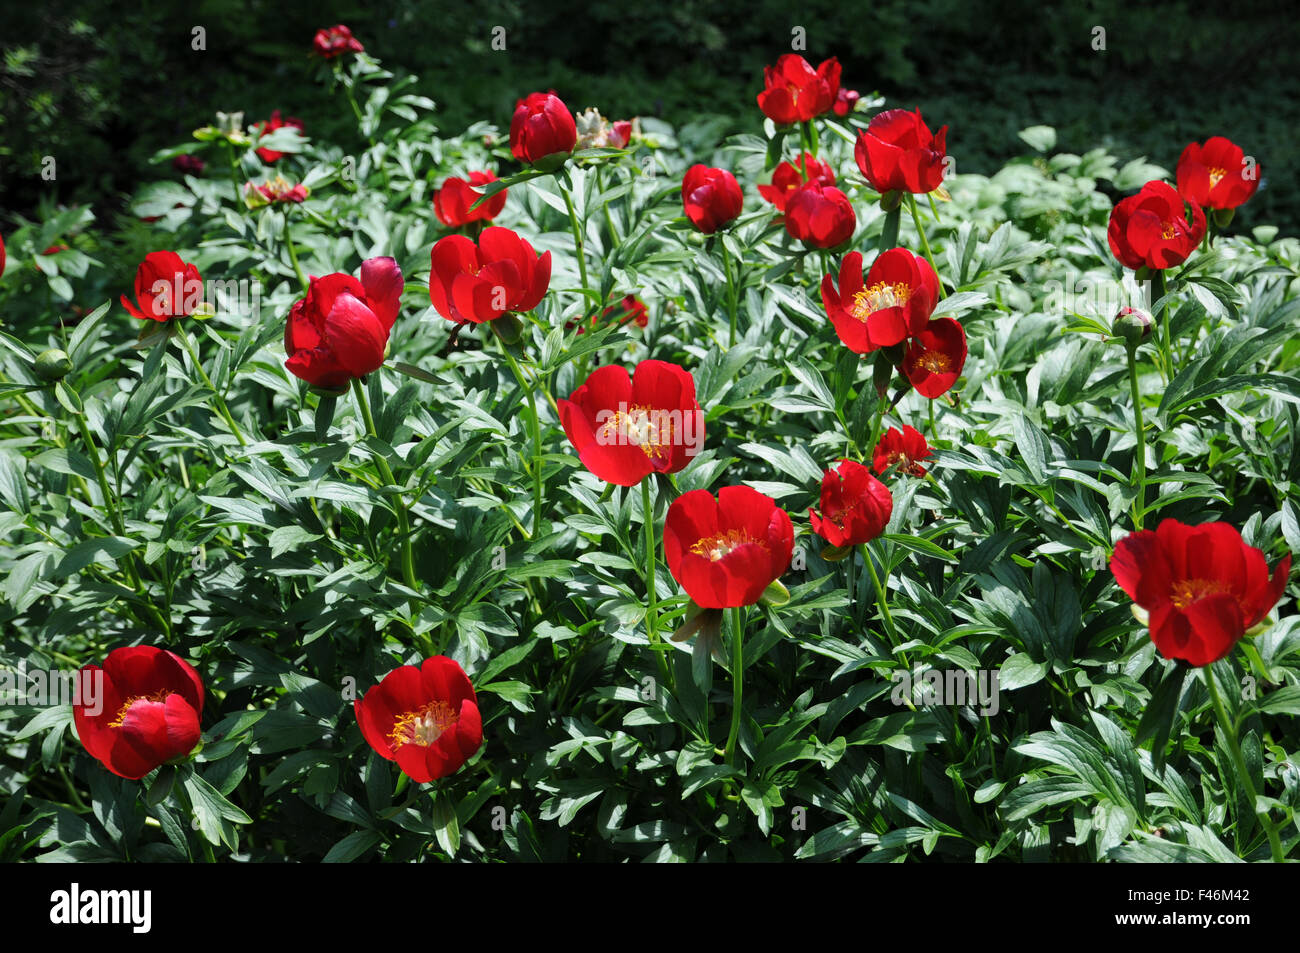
[
  {"x1": 389, "y1": 700, "x2": 459, "y2": 749},
  {"x1": 108, "y1": 690, "x2": 172, "y2": 728},
  {"x1": 689, "y1": 528, "x2": 762, "y2": 562},
  {"x1": 849, "y1": 282, "x2": 912, "y2": 322},
  {"x1": 1169, "y1": 578, "x2": 1230, "y2": 610}
]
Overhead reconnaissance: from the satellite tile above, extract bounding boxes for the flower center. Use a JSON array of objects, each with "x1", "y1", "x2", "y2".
[
  {"x1": 1160, "y1": 221, "x2": 1178, "y2": 241},
  {"x1": 850, "y1": 282, "x2": 912, "y2": 322},
  {"x1": 916, "y1": 351, "x2": 953, "y2": 373},
  {"x1": 1207, "y1": 167, "x2": 1226, "y2": 188},
  {"x1": 689, "y1": 528, "x2": 762, "y2": 562},
  {"x1": 388, "y1": 700, "x2": 459, "y2": 749},
  {"x1": 108, "y1": 690, "x2": 172, "y2": 728},
  {"x1": 596, "y1": 405, "x2": 673, "y2": 464},
  {"x1": 1169, "y1": 577, "x2": 1231, "y2": 610}
]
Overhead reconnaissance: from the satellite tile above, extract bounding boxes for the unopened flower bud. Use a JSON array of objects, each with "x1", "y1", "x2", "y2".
[
  {"x1": 1112, "y1": 307, "x2": 1152, "y2": 347},
  {"x1": 34, "y1": 348, "x2": 73, "y2": 381}
]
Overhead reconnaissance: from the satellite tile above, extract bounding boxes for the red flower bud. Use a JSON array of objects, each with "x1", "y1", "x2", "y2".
[
  {"x1": 510, "y1": 92, "x2": 577, "y2": 167},
  {"x1": 313, "y1": 24, "x2": 364, "y2": 59},
  {"x1": 355, "y1": 656, "x2": 483, "y2": 783},
  {"x1": 434, "y1": 171, "x2": 507, "y2": 227},
  {"x1": 559, "y1": 360, "x2": 704, "y2": 486},
  {"x1": 73, "y1": 646, "x2": 205, "y2": 780},
  {"x1": 756, "y1": 55, "x2": 841, "y2": 125},
  {"x1": 682, "y1": 165, "x2": 744, "y2": 234},
  {"x1": 1111, "y1": 519, "x2": 1290, "y2": 666},
  {"x1": 428, "y1": 226, "x2": 552, "y2": 326},
  {"x1": 1107, "y1": 180, "x2": 1206, "y2": 271},
  {"x1": 254, "y1": 110, "x2": 305, "y2": 164},
  {"x1": 1176, "y1": 137, "x2": 1259, "y2": 211},
  {"x1": 783, "y1": 182, "x2": 856, "y2": 248},
  {"x1": 121, "y1": 251, "x2": 204, "y2": 322},
  {"x1": 809, "y1": 459, "x2": 893, "y2": 547},
  {"x1": 284, "y1": 257, "x2": 403, "y2": 389},
  {"x1": 854, "y1": 109, "x2": 948, "y2": 195},
  {"x1": 757, "y1": 152, "x2": 836, "y2": 213},
  {"x1": 173, "y1": 154, "x2": 206, "y2": 175},
  {"x1": 664, "y1": 486, "x2": 794, "y2": 608},
  {"x1": 832, "y1": 87, "x2": 861, "y2": 117}
]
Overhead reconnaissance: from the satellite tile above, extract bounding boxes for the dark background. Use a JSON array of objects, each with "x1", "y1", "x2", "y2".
[{"x1": 2, "y1": 0, "x2": 1297, "y2": 229}]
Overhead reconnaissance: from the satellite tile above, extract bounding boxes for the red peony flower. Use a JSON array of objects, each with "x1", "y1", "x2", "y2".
[
  {"x1": 854, "y1": 109, "x2": 948, "y2": 195},
  {"x1": 284, "y1": 257, "x2": 403, "y2": 389},
  {"x1": 664, "y1": 486, "x2": 794, "y2": 608},
  {"x1": 73, "y1": 646, "x2": 204, "y2": 780},
  {"x1": 354, "y1": 656, "x2": 483, "y2": 783},
  {"x1": 610, "y1": 120, "x2": 634, "y2": 148},
  {"x1": 757, "y1": 152, "x2": 836, "y2": 213},
  {"x1": 121, "y1": 251, "x2": 204, "y2": 322},
  {"x1": 41, "y1": 244, "x2": 69, "y2": 256},
  {"x1": 254, "y1": 110, "x2": 306, "y2": 164},
  {"x1": 1110, "y1": 519, "x2": 1290, "y2": 666},
  {"x1": 558, "y1": 360, "x2": 703, "y2": 486},
  {"x1": 510, "y1": 92, "x2": 577, "y2": 167},
  {"x1": 1176, "y1": 137, "x2": 1259, "y2": 211},
  {"x1": 434, "y1": 171, "x2": 508, "y2": 227},
  {"x1": 822, "y1": 248, "x2": 939, "y2": 353},
  {"x1": 313, "y1": 24, "x2": 364, "y2": 59},
  {"x1": 756, "y1": 55, "x2": 841, "y2": 125},
  {"x1": 428, "y1": 226, "x2": 552, "y2": 326},
  {"x1": 832, "y1": 87, "x2": 861, "y2": 117},
  {"x1": 902, "y1": 317, "x2": 967, "y2": 399},
  {"x1": 873, "y1": 425, "x2": 931, "y2": 477},
  {"x1": 245, "y1": 176, "x2": 309, "y2": 206},
  {"x1": 1107, "y1": 180, "x2": 1206, "y2": 271},
  {"x1": 173, "y1": 154, "x2": 206, "y2": 175},
  {"x1": 682, "y1": 165, "x2": 744, "y2": 234},
  {"x1": 809, "y1": 459, "x2": 893, "y2": 548},
  {"x1": 784, "y1": 182, "x2": 856, "y2": 249}
]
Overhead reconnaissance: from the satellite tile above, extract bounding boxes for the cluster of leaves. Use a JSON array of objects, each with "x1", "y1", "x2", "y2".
[{"x1": 2, "y1": 44, "x2": 1299, "y2": 863}]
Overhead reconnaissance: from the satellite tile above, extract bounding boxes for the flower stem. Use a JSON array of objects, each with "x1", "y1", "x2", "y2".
[
  {"x1": 862, "y1": 542, "x2": 901, "y2": 653},
  {"x1": 878, "y1": 205, "x2": 901, "y2": 255},
  {"x1": 283, "y1": 216, "x2": 311, "y2": 296},
  {"x1": 175, "y1": 324, "x2": 247, "y2": 447},
  {"x1": 641, "y1": 478, "x2": 672, "y2": 689},
  {"x1": 907, "y1": 194, "x2": 945, "y2": 298},
  {"x1": 560, "y1": 180, "x2": 591, "y2": 314},
  {"x1": 721, "y1": 238, "x2": 739, "y2": 347},
  {"x1": 496, "y1": 330, "x2": 544, "y2": 538},
  {"x1": 1150, "y1": 269, "x2": 1171, "y2": 383},
  {"x1": 724, "y1": 606, "x2": 746, "y2": 768},
  {"x1": 1204, "y1": 665, "x2": 1286, "y2": 862},
  {"x1": 1126, "y1": 343, "x2": 1146, "y2": 530},
  {"x1": 351, "y1": 377, "x2": 418, "y2": 590}
]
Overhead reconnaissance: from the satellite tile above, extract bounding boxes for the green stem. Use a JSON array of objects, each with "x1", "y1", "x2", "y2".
[
  {"x1": 1205, "y1": 665, "x2": 1285, "y2": 863},
  {"x1": 560, "y1": 181, "x2": 591, "y2": 314},
  {"x1": 878, "y1": 204, "x2": 901, "y2": 255},
  {"x1": 175, "y1": 325, "x2": 247, "y2": 447},
  {"x1": 1151, "y1": 269, "x2": 1171, "y2": 383},
  {"x1": 722, "y1": 239, "x2": 739, "y2": 347},
  {"x1": 724, "y1": 606, "x2": 745, "y2": 768},
  {"x1": 283, "y1": 216, "x2": 311, "y2": 296},
  {"x1": 496, "y1": 331, "x2": 544, "y2": 538},
  {"x1": 863, "y1": 542, "x2": 901, "y2": 653},
  {"x1": 907, "y1": 194, "x2": 945, "y2": 298},
  {"x1": 351, "y1": 377, "x2": 418, "y2": 590},
  {"x1": 867, "y1": 393, "x2": 888, "y2": 459},
  {"x1": 641, "y1": 478, "x2": 672, "y2": 689},
  {"x1": 224, "y1": 141, "x2": 243, "y2": 203},
  {"x1": 1126, "y1": 344, "x2": 1146, "y2": 530}
]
